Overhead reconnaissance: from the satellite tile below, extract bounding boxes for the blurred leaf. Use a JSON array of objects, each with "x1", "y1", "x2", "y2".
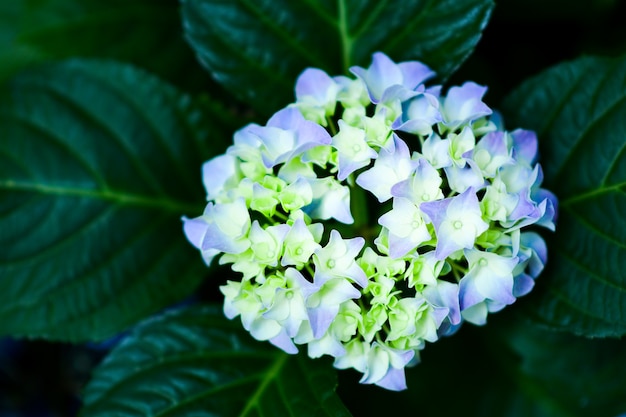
[
  {"x1": 0, "y1": 59, "x2": 227, "y2": 341},
  {"x1": 498, "y1": 319, "x2": 626, "y2": 416},
  {"x1": 502, "y1": 54, "x2": 626, "y2": 337},
  {"x1": 181, "y1": 0, "x2": 494, "y2": 115},
  {"x1": 0, "y1": 0, "x2": 211, "y2": 92},
  {"x1": 81, "y1": 304, "x2": 352, "y2": 417}
]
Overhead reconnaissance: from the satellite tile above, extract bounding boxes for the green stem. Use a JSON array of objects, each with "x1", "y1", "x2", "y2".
[
  {"x1": 350, "y1": 175, "x2": 369, "y2": 230},
  {"x1": 273, "y1": 211, "x2": 289, "y2": 222},
  {"x1": 326, "y1": 115, "x2": 338, "y2": 135},
  {"x1": 337, "y1": 0, "x2": 352, "y2": 73}
]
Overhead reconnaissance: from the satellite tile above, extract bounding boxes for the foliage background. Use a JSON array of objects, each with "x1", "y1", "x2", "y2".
[{"x1": 1, "y1": 0, "x2": 626, "y2": 416}]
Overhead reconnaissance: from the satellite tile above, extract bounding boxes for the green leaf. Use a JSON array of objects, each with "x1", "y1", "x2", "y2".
[
  {"x1": 0, "y1": 0, "x2": 210, "y2": 91},
  {"x1": 501, "y1": 54, "x2": 626, "y2": 337},
  {"x1": 80, "y1": 304, "x2": 352, "y2": 417},
  {"x1": 0, "y1": 59, "x2": 225, "y2": 341},
  {"x1": 497, "y1": 319, "x2": 626, "y2": 417},
  {"x1": 181, "y1": 0, "x2": 494, "y2": 115}
]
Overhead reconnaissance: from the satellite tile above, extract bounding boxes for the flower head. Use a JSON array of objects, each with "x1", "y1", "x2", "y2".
[{"x1": 183, "y1": 52, "x2": 557, "y2": 392}]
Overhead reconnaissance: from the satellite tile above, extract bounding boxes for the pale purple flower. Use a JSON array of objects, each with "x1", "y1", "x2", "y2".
[
  {"x1": 471, "y1": 131, "x2": 514, "y2": 178},
  {"x1": 356, "y1": 135, "x2": 416, "y2": 202},
  {"x1": 333, "y1": 120, "x2": 378, "y2": 180},
  {"x1": 290, "y1": 267, "x2": 361, "y2": 338},
  {"x1": 392, "y1": 92, "x2": 442, "y2": 135},
  {"x1": 350, "y1": 52, "x2": 434, "y2": 103},
  {"x1": 420, "y1": 187, "x2": 489, "y2": 260},
  {"x1": 306, "y1": 177, "x2": 353, "y2": 224},
  {"x1": 378, "y1": 197, "x2": 431, "y2": 258},
  {"x1": 247, "y1": 107, "x2": 331, "y2": 168},
  {"x1": 423, "y1": 280, "x2": 462, "y2": 336},
  {"x1": 360, "y1": 342, "x2": 415, "y2": 391},
  {"x1": 183, "y1": 198, "x2": 251, "y2": 255},
  {"x1": 459, "y1": 249, "x2": 519, "y2": 311},
  {"x1": 441, "y1": 81, "x2": 492, "y2": 128},
  {"x1": 391, "y1": 158, "x2": 444, "y2": 204},
  {"x1": 512, "y1": 232, "x2": 548, "y2": 297},
  {"x1": 313, "y1": 230, "x2": 367, "y2": 287},
  {"x1": 295, "y1": 68, "x2": 339, "y2": 105},
  {"x1": 201, "y1": 154, "x2": 239, "y2": 201}
]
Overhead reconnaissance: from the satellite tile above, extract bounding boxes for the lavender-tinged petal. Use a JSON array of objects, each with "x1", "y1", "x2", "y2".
[
  {"x1": 472, "y1": 131, "x2": 514, "y2": 178},
  {"x1": 533, "y1": 188, "x2": 558, "y2": 229},
  {"x1": 512, "y1": 273, "x2": 535, "y2": 297},
  {"x1": 422, "y1": 188, "x2": 488, "y2": 260},
  {"x1": 292, "y1": 118, "x2": 333, "y2": 154},
  {"x1": 510, "y1": 128, "x2": 538, "y2": 165},
  {"x1": 387, "y1": 233, "x2": 421, "y2": 259},
  {"x1": 269, "y1": 329, "x2": 298, "y2": 354},
  {"x1": 202, "y1": 221, "x2": 248, "y2": 253},
  {"x1": 356, "y1": 135, "x2": 415, "y2": 202},
  {"x1": 286, "y1": 268, "x2": 319, "y2": 299},
  {"x1": 458, "y1": 272, "x2": 486, "y2": 310},
  {"x1": 398, "y1": 61, "x2": 436, "y2": 89},
  {"x1": 392, "y1": 93, "x2": 442, "y2": 135},
  {"x1": 248, "y1": 317, "x2": 282, "y2": 341},
  {"x1": 295, "y1": 68, "x2": 336, "y2": 102},
  {"x1": 309, "y1": 304, "x2": 341, "y2": 339},
  {"x1": 459, "y1": 267, "x2": 516, "y2": 310},
  {"x1": 423, "y1": 280, "x2": 461, "y2": 325},
  {"x1": 350, "y1": 52, "x2": 403, "y2": 103},
  {"x1": 344, "y1": 261, "x2": 368, "y2": 288},
  {"x1": 182, "y1": 217, "x2": 208, "y2": 249},
  {"x1": 442, "y1": 81, "x2": 492, "y2": 126},
  {"x1": 461, "y1": 302, "x2": 488, "y2": 325},
  {"x1": 521, "y1": 232, "x2": 548, "y2": 278},
  {"x1": 202, "y1": 154, "x2": 238, "y2": 200},
  {"x1": 375, "y1": 367, "x2": 408, "y2": 391},
  {"x1": 379, "y1": 84, "x2": 421, "y2": 105},
  {"x1": 419, "y1": 197, "x2": 452, "y2": 228},
  {"x1": 308, "y1": 332, "x2": 346, "y2": 358},
  {"x1": 307, "y1": 178, "x2": 353, "y2": 224},
  {"x1": 266, "y1": 106, "x2": 303, "y2": 130},
  {"x1": 444, "y1": 160, "x2": 486, "y2": 194},
  {"x1": 422, "y1": 134, "x2": 452, "y2": 169}
]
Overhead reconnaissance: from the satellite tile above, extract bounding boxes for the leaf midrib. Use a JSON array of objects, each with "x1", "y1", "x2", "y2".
[
  {"x1": 239, "y1": 353, "x2": 289, "y2": 417},
  {"x1": 0, "y1": 179, "x2": 200, "y2": 214}
]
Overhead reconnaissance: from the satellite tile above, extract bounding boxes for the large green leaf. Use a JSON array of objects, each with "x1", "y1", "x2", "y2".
[
  {"x1": 80, "y1": 304, "x2": 352, "y2": 417},
  {"x1": 0, "y1": 0, "x2": 210, "y2": 91},
  {"x1": 498, "y1": 319, "x2": 626, "y2": 417},
  {"x1": 181, "y1": 0, "x2": 494, "y2": 115},
  {"x1": 501, "y1": 54, "x2": 626, "y2": 337},
  {"x1": 0, "y1": 59, "x2": 226, "y2": 341}
]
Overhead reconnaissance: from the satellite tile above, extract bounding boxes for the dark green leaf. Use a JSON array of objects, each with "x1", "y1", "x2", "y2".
[
  {"x1": 497, "y1": 319, "x2": 626, "y2": 416},
  {"x1": 501, "y1": 54, "x2": 626, "y2": 337},
  {"x1": 181, "y1": 0, "x2": 494, "y2": 115},
  {"x1": 0, "y1": 0, "x2": 211, "y2": 91},
  {"x1": 0, "y1": 59, "x2": 225, "y2": 341},
  {"x1": 81, "y1": 304, "x2": 352, "y2": 417}
]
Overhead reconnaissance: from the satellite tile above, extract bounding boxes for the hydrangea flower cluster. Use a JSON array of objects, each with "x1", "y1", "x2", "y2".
[{"x1": 183, "y1": 52, "x2": 557, "y2": 391}]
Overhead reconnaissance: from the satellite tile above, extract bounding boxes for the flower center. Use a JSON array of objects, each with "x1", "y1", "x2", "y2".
[
  {"x1": 453, "y1": 220, "x2": 463, "y2": 229},
  {"x1": 326, "y1": 259, "x2": 336, "y2": 269}
]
